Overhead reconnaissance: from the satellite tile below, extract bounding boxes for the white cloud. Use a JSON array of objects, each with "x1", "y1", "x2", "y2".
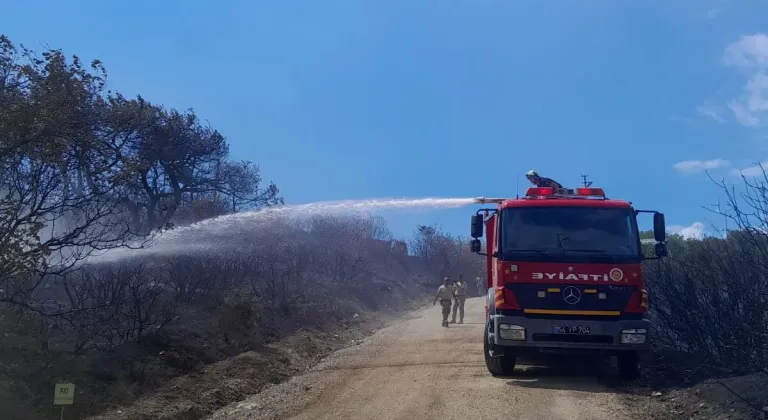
[
  {"x1": 724, "y1": 34, "x2": 768, "y2": 69},
  {"x1": 668, "y1": 222, "x2": 706, "y2": 240},
  {"x1": 729, "y1": 160, "x2": 768, "y2": 177},
  {"x1": 724, "y1": 34, "x2": 768, "y2": 126},
  {"x1": 672, "y1": 159, "x2": 731, "y2": 173},
  {"x1": 697, "y1": 105, "x2": 726, "y2": 123}
]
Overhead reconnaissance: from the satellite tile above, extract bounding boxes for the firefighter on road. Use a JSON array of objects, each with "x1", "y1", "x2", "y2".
[
  {"x1": 451, "y1": 274, "x2": 467, "y2": 324},
  {"x1": 476, "y1": 276, "x2": 485, "y2": 296},
  {"x1": 433, "y1": 277, "x2": 454, "y2": 328},
  {"x1": 526, "y1": 170, "x2": 563, "y2": 190}
]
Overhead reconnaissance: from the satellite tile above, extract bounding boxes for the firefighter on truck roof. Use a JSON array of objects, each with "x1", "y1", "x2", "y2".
[
  {"x1": 525, "y1": 170, "x2": 564, "y2": 190},
  {"x1": 451, "y1": 274, "x2": 467, "y2": 324},
  {"x1": 433, "y1": 277, "x2": 454, "y2": 328}
]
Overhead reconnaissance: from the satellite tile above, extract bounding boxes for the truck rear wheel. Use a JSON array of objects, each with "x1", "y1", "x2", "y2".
[
  {"x1": 484, "y1": 323, "x2": 517, "y2": 376},
  {"x1": 617, "y1": 352, "x2": 640, "y2": 381}
]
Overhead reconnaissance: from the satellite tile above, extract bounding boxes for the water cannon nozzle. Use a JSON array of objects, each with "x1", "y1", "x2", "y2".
[{"x1": 472, "y1": 197, "x2": 505, "y2": 205}]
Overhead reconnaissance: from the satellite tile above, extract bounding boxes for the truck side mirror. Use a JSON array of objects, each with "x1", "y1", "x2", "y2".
[
  {"x1": 471, "y1": 215, "x2": 484, "y2": 238},
  {"x1": 654, "y1": 242, "x2": 668, "y2": 258},
  {"x1": 653, "y1": 212, "x2": 666, "y2": 243},
  {"x1": 470, "y1": 239, "x2": 482, "y2": 253}
]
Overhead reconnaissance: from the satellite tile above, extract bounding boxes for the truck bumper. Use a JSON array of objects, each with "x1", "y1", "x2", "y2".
[{"x1": 490, "y1": 314, "x2": 650, "y2": 355}]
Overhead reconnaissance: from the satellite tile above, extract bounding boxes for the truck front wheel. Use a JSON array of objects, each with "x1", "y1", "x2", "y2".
[{"x1": 484, "y1": 323, "x2": 517, "y2": 376}]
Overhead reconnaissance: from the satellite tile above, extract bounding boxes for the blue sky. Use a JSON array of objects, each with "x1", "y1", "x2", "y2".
[{"x1": 3, "y1": 0, "x2": 768, "y2": 241}]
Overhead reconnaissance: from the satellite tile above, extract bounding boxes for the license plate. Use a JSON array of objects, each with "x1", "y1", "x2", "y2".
[{"x1": 554, "y1": 325, "x2": 591, "y2": 335}]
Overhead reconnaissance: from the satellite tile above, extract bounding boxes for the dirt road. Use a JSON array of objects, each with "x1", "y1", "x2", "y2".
[{"x1": 208, "y1": 297, "x2": 638, "y2": 420}]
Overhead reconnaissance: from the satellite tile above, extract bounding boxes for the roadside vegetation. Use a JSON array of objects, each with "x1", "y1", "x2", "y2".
[
  {"x1": 637, "y1": 177, "x2": 768, "y2": 417},
  {"x1": 638, "y1": 175, "x2": 767, "y2": 375}
]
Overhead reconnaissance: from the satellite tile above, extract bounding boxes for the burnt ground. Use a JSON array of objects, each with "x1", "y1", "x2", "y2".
[
  {"x1": 82, "y1": 309, "x2": 407, "y2": 420},
  {"x1": 0, "y1": 288, "x2": 429, "y2": 420},
  {"x1": 5, "y1": 297, "x2": 765, "y2": 420},
  {"x1": 618, "y1": 350, "x2": 768, "y2": 420},
  {"x1": 620, "y1": 372, "x2": 768, "y2": 420},
  {"x1": 93, "y1": 298, "x2": 768, "y2": 420}
]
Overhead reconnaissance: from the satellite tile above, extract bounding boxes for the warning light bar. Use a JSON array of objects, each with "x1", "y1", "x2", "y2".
[
  {"x1": 525, "y1": 187, "x2": 554, "y2": 197},
  {"x1": 575, "y1": 188, "x2": 605, "y2": 197},
  {"x1": 524, "y1": 187, "x2": 607, "y2": 199}
]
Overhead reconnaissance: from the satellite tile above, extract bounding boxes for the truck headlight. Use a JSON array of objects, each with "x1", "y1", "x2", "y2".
[
  {"x1": 499, "y1": 324, "x2": 526, "y2": 340},
  {"x1": 620, "y1": 328, "x2": 647, "y2": 344}
]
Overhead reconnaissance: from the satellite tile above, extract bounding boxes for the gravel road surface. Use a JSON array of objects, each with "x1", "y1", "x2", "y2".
[{"x1": 207, "y1": 297, "x2": 637, "y2": 420}]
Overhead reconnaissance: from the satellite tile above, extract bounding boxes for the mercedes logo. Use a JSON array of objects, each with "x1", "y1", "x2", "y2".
[{"x1": 562, "y1": 286, "x2": 581, "y2": 305}]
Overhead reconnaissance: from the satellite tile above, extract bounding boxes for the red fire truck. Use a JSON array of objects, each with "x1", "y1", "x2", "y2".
[{"x1": 470, "y1": 186, "x2": 668, "y2": 379}]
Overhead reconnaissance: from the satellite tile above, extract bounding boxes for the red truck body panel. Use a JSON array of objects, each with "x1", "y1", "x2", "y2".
[
  {"x1": 482, "y1": 189, "x2": 647, "y2": 315},
  {"x1": 478, "y1": 186, "x2": 659, "y2": 377}
]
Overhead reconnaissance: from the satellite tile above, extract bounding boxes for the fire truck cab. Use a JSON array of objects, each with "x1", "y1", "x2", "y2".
[{"x1": 470, "y1": 186, "x2": 668, "y2": 379}]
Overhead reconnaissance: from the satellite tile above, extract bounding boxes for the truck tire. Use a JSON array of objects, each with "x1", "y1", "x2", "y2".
[
  {"x1": 617, "y1": 352, "x2": 640, "y2": 381},
  {"x1": 484, "y1": 323, "x2": 517, "y2": 376}
]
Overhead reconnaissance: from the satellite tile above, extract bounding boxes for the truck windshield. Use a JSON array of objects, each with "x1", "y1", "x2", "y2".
[{"x1": 499, "y1": 207, "x2": 641, "y2": 263}]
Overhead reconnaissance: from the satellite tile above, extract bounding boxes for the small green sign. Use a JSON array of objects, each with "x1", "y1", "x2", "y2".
[{"x1": 53, "y1": 383, "x2": 75, "y2": 405}]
